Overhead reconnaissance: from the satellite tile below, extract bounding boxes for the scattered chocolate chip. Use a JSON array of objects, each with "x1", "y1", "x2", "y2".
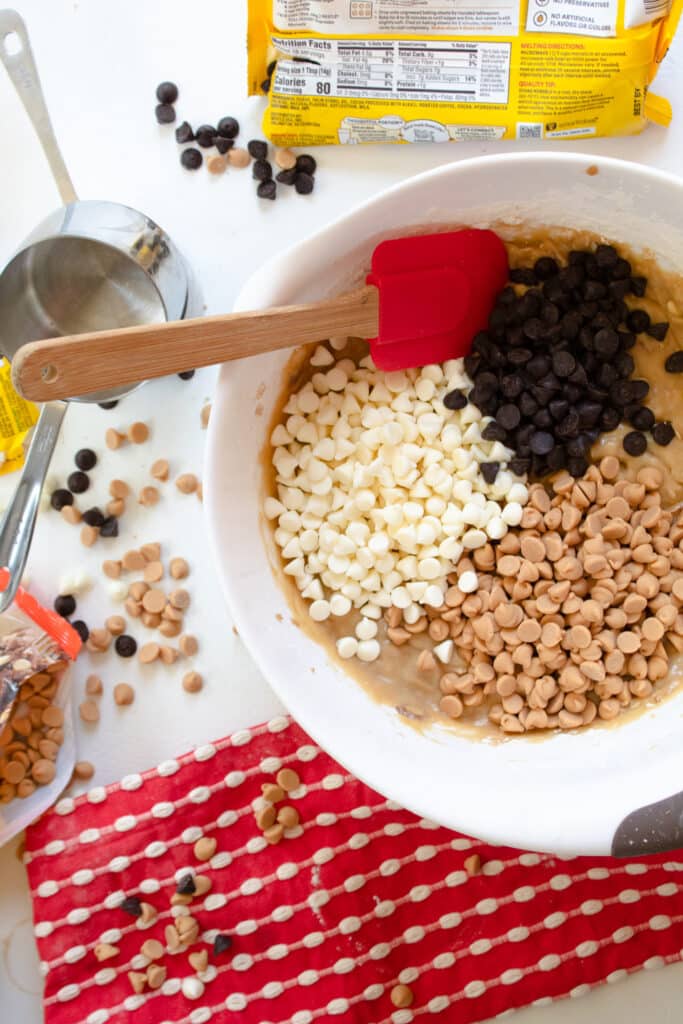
[
  {"x1": 54, "y1": 594, "x2": 76, "y2": 617},
  {"x1": 72, "y1": 620, "x2": 89, "y2": 642},
  {"x1": 252, "y1": 159, "x2": 273, "y2": 181},
  {"x1": 176, "y1": 874, "x2": 196, "y2": 895},
  {"x1": 50, "y1": 488, "x2": 73, "y2": 511},
  {"x1": 295, "y1": 173, "x2": 314, "y2": 195},
  {"x1": 665, "y1": 351, "x2": 683, "y2": 373},
  {"x1": 296, "y1": 154, "x2": 317, "y2": 175},
  {"x1": 180, "y1": 148, "x2": 202, "y2": 170},
  {"x1": 115, "y1": 635, "x2": 137, "y2": 658},
  {"x1": 217, "y1": 116, "x2": 239, "y2": 139},
  {"x1": 510, "y1": 267, "x2": 536, "y2": 285},
  {"x1": 276, "y1": 168, "x2": 297, "y2": 186},
  {"x1": 630, "y1": 276, "x2": 647, "y2": 297},
  {"x1": 98, "y1": 400, "x2": 118, "y2": 410},
  {"x1": 443, "y1": 390, "x2": 467, "y2": 411},
  {"x1": 480, "y1": 462, "x2": 499, "y2": 484},
  {"x1": 195, "y1": 125, "x2": 217, "y2": 148},
  {"x1": 215, "y1": 137, "x2": 233, "y2": 154},
  {"x1": 156, "y1": 81, "x2": 178, "y2": 104},
  {"x1": 595, "y1": 243, "x2": 617, "y2": 267},
  {"x1": 533, "y1": 256, "x2": 559, "y2": 280},
  {"x1": 496, "y1": 404, "x2": 521, "y2": 431},
  {"x1": 155, "y1": 103, "x2": 176, "y2": 125},
  {"x1": 67, "y1": 471, "x2": 89, "y2": 494},
  {"x1": 247, "y1": 139, "x2": 268, "y2": 160},
  {"x1": 623, "y1": 430, "x2": 647, "y2": 456},
  {"x1": 178, "y1": 370, "x2": 195, "y2": 380},
  {"x1": 82, "y1": 507, "x2": 105, "y2": 528},
  {"x1": 75, "y1": 448, "x2": 97, "y2": 471},
  {"x1": 257, "y1": 180, "x2": 277, "y2": 201},
  {"x1": 213, "y1": 934, "x2": 233, "y2": 955},
  {"x1": 646, "y1": 322, "x2": 669, "y2": 342},
  {"x1": 175, "y1": 121, "x2": 194, "y2": 144},
  {"x1": 120, "y1": 896, "x2": 142, "y2": 917},
  {"x1": 530, "y1": 431, "x2": 554, "y2": 455},
  {"x1": 626, "y1": 309, "x2": 651, "y2": 334},
  {"x1": 652, "y1": 420, "x2": 675, "y2": 446},
  {"x1": 629, "y1": 406, "x2": 655, "y2": 431},
  {"x1": 100, "y1": 516, "x2": 119, "y2": 538}
]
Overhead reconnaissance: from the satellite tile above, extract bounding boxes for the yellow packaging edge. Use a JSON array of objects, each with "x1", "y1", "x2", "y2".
[{"x1": 0, "y1": 360, "x2": 39, "y2": 475}]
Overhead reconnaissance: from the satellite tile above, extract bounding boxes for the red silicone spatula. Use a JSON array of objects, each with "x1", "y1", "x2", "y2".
[{"x1": 12, "y1": 229, "x2": 509, "y2": 403}]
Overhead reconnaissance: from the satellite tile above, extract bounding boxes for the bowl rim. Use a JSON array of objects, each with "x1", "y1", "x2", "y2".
[{"x1": 205, "y1": 150, "x2": 683, "y2": 855}]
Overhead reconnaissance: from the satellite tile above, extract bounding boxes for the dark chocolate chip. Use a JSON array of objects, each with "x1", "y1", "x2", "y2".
[
  {"x1": 155, "y1": 103, "x2": 176, "y2": 124},
  {"x1": 593, "y1": 328, "x2": 620, "y2": 360},
  {"x1": 178, "y1": 370, "x2": 195, "y2": 380},
  {"x1": 296, "y1": 154, "x2": 317, "y2": 175},
  {"x1": 176, "y1": 874, "x2": 196, "y2": 895},
  {"x1": 82, "y1": 507, "x2": 105, "y2": 528},
  {"x1": 248, "y1": 139, "x2": 268, "y2": 160},
  {"x1": 500, "y1": 375, "x2": 524, "y2": 398},
  {"x1": 481, "y1": 421, "x2": 508, "y2": 443},
  {"x1": 509, "y1": 456, "x2": 530, "y2": 476},
  {"x1": 214, "y1": 934, "x2": 233, "y2": 955},
  {"x1": 175, "y1": 121, "x2": 194, "y2": 144},
  {"x1": 495, "y1": 404, "x2": 521, "y2": 431},
  {"x1": 257, "y1": 180, "x2": 277, "y2": 201},
  {"x1": 600, "y1": 407, "x2": 621, "y2": 431},
  {"x1": 67, "y1": 471, "x2": 89, "y2": 494},
  {"x1": 510, "y1": 267, "x2": 536, "y2": 285},
  {"x1": 630, "y1": 379, "x2": 650, "y2": 401},
  {"x1": 665, "y1": 351, "x2": 683, "y2": 373},
  {"x1": 652, "y1": 421, "x2": 675, "y2": 446},
  {"x1": 98, "y1": 400, "x2": 118, "y2": 410},
  {"x1": 115, "y1": 635, "x2": 137, "y2": 658},
  {"x1": 529, "y1": 430, "x2": 554, "y2": 456},
  {"x1": 295, "y1": 172, "x2": 315, "y2": 195},
  {"x1": 551, "y1": 351, "x2": 575, "y2": 378},
  {"x1": 534, "y1": 257, "x2": 559, "y2": 280},
  {"x1": 533, "y1": 409, "x2": 552, "y2": 429},
  {"x1": 180, "y1": 148, "x2": 203, "y2": 170},
  {"x1": 215, "y1": 137, "x2": 234, "y2": 154},
  {"x1": 120, "y1": 896, "x2": 142, "y2": 917},
  {"x1": 629, "y1": 276, "x2": 647, "y2": 297},
  {"x1": 252, "y1": 159, "x2": 273, "y2": 181},
  {"x1": 595, "y1": 244, "x2": 618, "y2": 268},
  {"x1": 567, "y1": 455, "x2": 588, "y2": 478},
  {"x1": 647, "y1": 322, "x2": 669, "y2": 342},
  {"x1": 443, "y1": 390, "x2": 467, "y2": 411},
  {"x1": 156, "y1": 81, "x2": 178, "y2": 104},
  {"x1": 611, "y1": 257, "x2": 632, "y2": 280},
  {"x1": 626, "y1": 309, "x2": 651, "y2": 334},
  {"x1": 623, "y1": 430, "x2": 647, "y2": 456},
  {"x1": 72, "y1": 620, "x2": 89, "y2": 642},
  {"x1": 217, "y1": 116, "x2": 240, "y2": 139},
  {"x1": 50, "y1": 488, "x2": 73, "y2": 511},
  {"x1": 100, "y1": 516, "x2": 119, "y2": 538},
  {"x1": 75, "y1": 448, "x2": 97, "y2": 471},
  {"x1": 195, "y1": 125, "x2": 218, "y2": 148},
  {"x1": 276, "y1": 168, "x2": 297, "y2": 186},
  {"x1": 583, "y1": 280, "x2": 606, "y2": 301},
  {"x1": 630, "y1": 407, "x2": 655, "y2": 431},
  {"x1": 54, "y1": 594, "x2": 76, "y2": 617},
  {"x1": 480, "y1": 462, "x2": 500, "y2": 485}
]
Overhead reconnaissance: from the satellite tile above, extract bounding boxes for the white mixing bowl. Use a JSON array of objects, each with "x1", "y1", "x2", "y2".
[{"x1": 206, "y1": 152, "x2": 683, "y2": 857}]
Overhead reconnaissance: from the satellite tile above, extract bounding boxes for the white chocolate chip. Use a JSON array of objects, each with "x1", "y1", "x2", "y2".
[
  {"x1": 458, "y1": 570, "x2": 479, "y2": 594},
  {"x1": 309, "y1": 600, "x2": 331, "y2": 622},
  {"x1": 433, "y1": 639, "x2": 454, "y2": 664},
  {"x1": 107, "y1": 581, "x2": 129, "y2": 602},
  {"x1": 357, "y1": 639, "x2": 381, "y2": 662},
  {"x1": 337, "y1": 636, "x2": 358, "y2": 659},
  {"x1": 355, "y1": 618, "x2": 378, "y2": 641}
]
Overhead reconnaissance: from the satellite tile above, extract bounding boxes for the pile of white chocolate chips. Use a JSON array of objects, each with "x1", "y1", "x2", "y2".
[{"x1": 266, "y1": 340, "x2": 683, "y2": 734}]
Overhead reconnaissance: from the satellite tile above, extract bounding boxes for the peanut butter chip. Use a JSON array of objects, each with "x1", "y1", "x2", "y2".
[
  {"x1": 262, "y1": 783, "x2": 284, "y2": 803},
  {"x1": 141, "y1": 939, "x2": 164, "y2": 960},
  {"x1": 123, "y1": 550, "x2": 146, "y2": 572},
  {"x1": 256, "y1": 805, "x2": 277, "y2": 830},
  {"x1": 105, "y1": 615, "x2": 126, "y2": 636},
  {"x1": 102, "y1": 560, "x2": 122, "y2": 579},
  {"x1": 228, "y1": 147, "x2": 250, "y2": 168},
  {"x1": 80, "y1": 525, "x2": 99, "y2": 547},
  {"x1": 128, "y1": 971, "x2": 147, "y2": 994},
  {"x1": 79, "y1": 700, "x2": 100, "y2": 724},
  {"x1": 95, "y1": 943, "x2": 119, "y2": 962},
  {"x1": 170, "y1": 557, "x2": 189, "y2": 579},
  {"x1": 617, "y1": 632, "x2": 641, "y2": 654},
  {"x1": 179, "y1": 634, "x2": 198, "y2": 656},
  {"x1": 106, "y1": 498, "x2": 125, "y2": 517},
  {"x1": 142, "y1": 589, "x2": 166, "y2": 614},
  {"x1": 109, "y1": 479, "x2": 130, "y2": 498},
  {"x1": 139, "y1": 486, "x2": 160, "y2": 507},
  {"x1": 189, "y1": 949, "x2": 208, "y2": 972},
  {"x1": 128, "y1": 421, "x2": 149, "y2": 444},
  {"x1": 73, "y1": 760, "x2": 95, "y2": 780},
  {"x1": 264, "y1": 823, "x2": 284, "y2": 845},
  {"x1": 275, "y1": 147, "x2": 297, "y2": 170},
  {"x1": 276, "y1": 768, "x2": 300, "y2": 792},
  {"x1": 151, "y1": 459, "x2": 169, "y2": 481},
  {"x1": 464, "y1": 853, "x2": 482, "y2": 876},
  {"x1": 193, "y1": 836, "x2": 217, "y2": 861},
  {"x1": 42, "y1": 705, "x2": 64, "y2": 728},
  {"x1": 105, "y1": 428, "x2": 125, "y2": 450},
  {"x1": 207, "y1": 154, "x2": 227, "y2": 174},
  {"x1": 391, "y1": 985, "x2": 414, "y2": 1009},
  {"x1": 182, "y1": 671, "x2": 203, "y2": 693},
  {"x1": 114, "y1": 684, "x2": 135, "y2": 706},
  {"x1": 147, "y1": 964, "x2": 166, "y2": 990},
  {"x1": 144, "y1": 561, "x2": 164, "y2": 583},
  {"x1": 141, "y1": 543, "x2": 161, "y2": 561},
  {"x1": 175, "y1": 474, "x2": 198, "y2": 494},
  {"x1": 62, "y1": 506, "x2": 81, "y2": 525},
  {"x1": 32, "y1": 759, "x2": 56, "y2": 784},
  {"x1": 169, "y1": 588, "x2": 190, "y2": 610},
  {"x1": 139, "y1": 642, "x2": 160, "y2": 664},
  {"x1": 277, "y1": 805, "x2": 300, "y2": 829}
]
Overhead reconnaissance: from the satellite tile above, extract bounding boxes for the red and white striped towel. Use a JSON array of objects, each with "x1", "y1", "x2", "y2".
[{"x1": 25, "y1": 716, "x2": 683, "y2": 1024}]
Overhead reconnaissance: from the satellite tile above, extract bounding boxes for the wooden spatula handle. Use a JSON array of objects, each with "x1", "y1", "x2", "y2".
[{"x1": 12, "y1": 285, "x2": 379, "y2": 403}]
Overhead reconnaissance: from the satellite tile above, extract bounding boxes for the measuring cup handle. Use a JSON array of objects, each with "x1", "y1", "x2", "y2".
[
  {"x1": 0, "y1": 401, "x2": 67, "y2": 614},
  {"x1": 0, "y1": 9, "x2": 77, "y2": 205}
]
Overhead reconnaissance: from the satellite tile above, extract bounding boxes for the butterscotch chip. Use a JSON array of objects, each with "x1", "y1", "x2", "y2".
[
  {"x1": 171, "y1": 892, "x2": 193, "y2": 906},
  {"x1": 95, "y1": 943, "x2": 119, "y2": 961},
  {"x1": 17, "y1": 778, "x2": 35, "y2": 798},
  {"x1": 207, "y1": 154, "x2": 227, "y2": 174},
  {"x1": 106, "y1": 428, "x2": 125, "y2": 450},
  {"x1": 73, "y1": 760, "x2": 95, "y2": 780},
  {"x1": 141, "y1": 938, "x2": 164, "y2": 960},
  {"x1": 90, "y1": 628, "x2": 112, "y2": 651},
  {"x1": 264, "y1": 823, "x2": 284, "y2": 845},
  {"x1": 464, "y1": 853, "x2": 482, "y2": 876},
  {"x1": 276, "y1": 768, "x2": 300, "y2": 792},
  {"x1": 165, "y1": 924, "x2": 181, "y2": 951},
  {"x1": 169, "y1": 588, "x2": 190, "y2": 610},
  {"x1": 275, "y1": 147, "x2": 297, "y2": 170},
  {"x1": 642, "y1": 617, "x2": 665, "y2": 642},
  {"x1": 4, "y1": 761, "x2": 25, "y2": 784},
  {"x1": 128, "y1": 422, "x2": 149, "y2": 444},
  {"x1": 38, "y1": 739, "x2": 59, "y2": 760},
  {"x1": 42, "y1": 705, "x2": 64, "y2": 728},
  {"x1": 61, "y1": 506, "x2": 81, "y2": 525},
  {"x1": 142, "y1": 589, "x2": 166, "y2": 614},
  {"x1": 141, "y1": 542, "x2": 161, "y2": 562},
  {"x1": 176, "y1": 915, "x2": 198, "y2": 935},
  {"x1": 139, "y1": 642, "x2": 160, "y2": 664},
  {"x1": 79, "y1": 700, "x2": 100, "y2": 723},
  {"x1": 151, "y1": 459, "x2": 169, "y2": 481},
  {"x1": 617, "y1": 632, "x2": 641, "y2": 654},
  {"x1": 390, "y1": 985, "x2": 414, "y2": 1009},
  {"x1": 163, "y1": 604, "x2": 184, "y2": 622},
  {"x1": 106, "y1": 615, "x2": 126, "y2": 636},
  {"x1": 114, "y1": 683, "x2": 135, "y2": 706},
  {"x1": 144, "y1": 561, "x2": 164, "y2": 583},
  {"x1": 262, "y1": 783, "x2": 284, "y2": 803},
  {"x1": 130, "y1": 581, "x2": 149, "y2": 600},
  {"x1": 228, "y1": 147, "x2": 250, "y2": 168},
  {"x1": 159, "y1": 646, "x2": 180, "y2": 665},
  {"x1": 139, "y1": 486, "x2": 160, "y2": 507},
  {"x1": 160, "y1": 620, "x2": 181, "y2": 638},
  {"x1": 194, "y1": 836, "x2": 217, "y2": 861},
  {"x1": 175, "y1": 474, "x2": 198, "y2": 494},
  {"x1": 123, "y1": 550, "x2": 146, "y2": 572},
  {"x1": 32, "y1": 759, "x2": 56, "y2": 784},
  {"x1": 256, "y1": 805, "x2": 277, "y2": 830},
  {"x1": 194, "y1": 875, "x2": 212, "y2": 896},
  {"x1": 128, "y1": 971, "x2": 147, "y2": 994},
  {"x1": 146, "y1": 964, "x2": 166, "y2": 989},
  {"x1": 189, "y1": 949, "x2": 208, "y2": 972},
  {"x1": 109, "y1": 479, "x2": 130, "y2": 499},
  {"x1": 170, "y1": 557, "x2": 189, "y2": 579},
  {"x1": 182, "y1": 670, "x2": 203, "y2": 693},
  {"x1": 416, "y1": 649, "x2": 436, "y2": 672},
  {"x1": 200, "y1": 404, "x2": 211, "y2": 429},
  {"x1": 102, "y1": 560, "x2": 122, "y2": 579},
  {"x1": 143, "y1": 611, "x2": 162, "y2": 629},
  {"x1": 277, "y1": 805, "x2": 300, "y2": 829},
  {"x1": 179, "y1": 634, "x2": 198, "y2": 656},
  {"x1": 125, "y1": 598, "x2": 142, "y2": 618},
  {"x1": 106, "y1": 498, "x2": 125, "y2": 517},
  {"x1": 80, "y1": 523, "x2": 99, "y2": 547},
  {"x1": 140, "y1": 902, "x2": 157, "y2": 924}
]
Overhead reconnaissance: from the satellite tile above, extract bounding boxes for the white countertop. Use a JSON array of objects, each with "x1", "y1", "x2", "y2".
[{"x1": 1, "y1": 0, "x2": 683, "y2": 1019}]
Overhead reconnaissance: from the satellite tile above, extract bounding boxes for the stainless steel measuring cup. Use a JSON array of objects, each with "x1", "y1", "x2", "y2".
[{"x1": 0, "y1": 9, "x2": 197, "y2": 612}]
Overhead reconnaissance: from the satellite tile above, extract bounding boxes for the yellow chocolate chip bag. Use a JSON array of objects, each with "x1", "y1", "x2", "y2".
[
  {"x1": 0, "y1": 359, "x2": 39, "y2": 475},
  {"x1": 248, "y1": 0, "x2": 682, "y2": 144}
]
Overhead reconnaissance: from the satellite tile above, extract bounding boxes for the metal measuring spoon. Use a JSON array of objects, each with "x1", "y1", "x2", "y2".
[{"x1": 0, "y1": 10, "x2": 195, "y2": 612}]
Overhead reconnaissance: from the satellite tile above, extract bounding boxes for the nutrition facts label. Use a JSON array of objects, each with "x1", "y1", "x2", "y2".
[
  {"x1": 272, "y1": 37, "x2": 511, "y2": 104},
  {"x1": 274, "y1": 0, "x2": 519, "y2": 35}
]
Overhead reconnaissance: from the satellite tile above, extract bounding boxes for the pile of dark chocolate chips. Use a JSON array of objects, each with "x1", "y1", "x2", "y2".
[{"x1": 446, "y1": 244, "x2": 674, "y2": 479}]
